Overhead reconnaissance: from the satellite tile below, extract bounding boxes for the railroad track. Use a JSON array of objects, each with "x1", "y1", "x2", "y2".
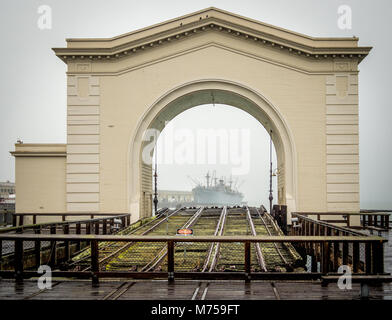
[
  {"x1": 246, "y1": 206, "x2": 267, "y2": 271},
  {"x1": 69, "y1": 206, "x2": 302, "y2": 273},
  {"x1": 104, "y1": 207, "x2": 204, "y2": 271},
  {"x1": 201, "y1": 206, "x2": 227, "y2": 272},
  {"x1": 140, "y1": 207, "x2": 204, "y2": 272},
  {"x1": 250, "y1": 207, "x2": 301, "y2": 271},
  {"x1": 69, "y1": 207, "x2": 175, "y2": 270}
]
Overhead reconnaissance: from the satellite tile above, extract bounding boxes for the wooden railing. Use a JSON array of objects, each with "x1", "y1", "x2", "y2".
[
  {"x1": 0, "y1": 233, "x2": 386, "y2": 285},
  {"x1": 293, "y1": 211, "x2": 390, "y2": 231},
  {"x1": 2, "y1": 214, "x2": 131, "y2": 235},
  {"x1": 12, "y1": 212, "x2": 132, "y2": 227}
]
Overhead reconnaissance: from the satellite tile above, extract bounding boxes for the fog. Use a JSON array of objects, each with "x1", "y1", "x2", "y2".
[{"x1": 153, "y1": 104, "x2": 277, "y2": 207}]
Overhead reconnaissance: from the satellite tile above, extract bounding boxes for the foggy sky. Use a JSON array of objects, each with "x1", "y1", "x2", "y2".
[{"x1": 0, "y1": 0, "x2": 391, "y2": 209}]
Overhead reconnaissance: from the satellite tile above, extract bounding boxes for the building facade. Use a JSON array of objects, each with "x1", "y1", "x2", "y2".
[{"x1": 12, "y1": 8, "x2": 370, "y2": 223}]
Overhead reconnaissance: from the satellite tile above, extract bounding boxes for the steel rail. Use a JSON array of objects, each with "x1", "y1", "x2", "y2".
[
  {"x1": 201, "y1": 206, "x2": 227, "y2": 272},
  {"x1": 255, "y1": 208, "x2": 288, "y2": 266},
  {"x1": 141, "y1": 207, "x2": 204, "y2": 272},
  {"x1": 68, "y1": 210, "x2": 169, "y2": 268},
  {"x1": 246, "y1": 206, "x2": 268, "y2": 272},
  {"x1": 81, "y1": 208, "x2": 183, "y2": 271},
  {"x1": 207, "y1": 206, "x2": 228, "y2": 272}
]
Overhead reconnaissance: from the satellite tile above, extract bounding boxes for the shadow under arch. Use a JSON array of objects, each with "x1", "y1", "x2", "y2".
[{"x1": 128, "y1": 79, "x2": 298, "y2": 220}]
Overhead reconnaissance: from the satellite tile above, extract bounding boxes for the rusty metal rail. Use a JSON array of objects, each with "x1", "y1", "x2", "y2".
[
  {"x1": 246, "y1": 206, "x2": 267, "y2": 271},
  {"x1": 202, "y1": 206, "x2": 227, "y2": 272},
  {"x1": 255, "y1": 208, "x2": 288, "y2": 266},
  {"x1": 0, "y1": 233, "x2": 386, "y2": 285},
  {"x1": 140, "y1": 207, "x2": 204, "y2": 272}
]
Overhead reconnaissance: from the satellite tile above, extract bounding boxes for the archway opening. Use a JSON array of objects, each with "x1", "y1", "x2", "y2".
[
  {"x1": 129, "y1": 81, "x2": 297, "y2": 220},
  {"x1": 151, "y1": 104, "x2": 278, "y2": 212}
]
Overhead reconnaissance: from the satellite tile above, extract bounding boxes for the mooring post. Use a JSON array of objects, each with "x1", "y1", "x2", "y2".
[
  {"x1": 168, "y1": 240, "x2": 174, "y2": 282},
  {"x1": 14, "y1": 239, "x2": 24, "y2": 283},
  {"x1": 91, "y1": 239, "x2": 99, "y2": 286},
  {"x1": 244, "y1": 241, "x2": 251, "y2": 282}
]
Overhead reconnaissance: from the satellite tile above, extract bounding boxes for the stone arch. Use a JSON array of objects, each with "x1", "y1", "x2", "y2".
[{"x1": 128, "y1": 79, "x2": 298, "y2": 220}]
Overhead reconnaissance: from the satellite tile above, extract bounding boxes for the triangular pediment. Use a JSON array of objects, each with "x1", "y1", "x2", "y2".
[{"x1": 53, "y1": 7, "x2": 371, "y2": 63}]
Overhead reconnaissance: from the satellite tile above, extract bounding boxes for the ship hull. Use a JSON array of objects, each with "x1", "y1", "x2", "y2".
[{"x1": 193, "y1": 187, "x2": 243, "y2": 206}]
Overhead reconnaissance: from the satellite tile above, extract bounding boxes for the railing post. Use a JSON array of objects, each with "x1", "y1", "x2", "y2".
[
  {"x1": 95, "y1": 221, "x2": 100, "y2": 235},
  {"x1": 102, "y1": 219, "x2": 107, "y2": 235},
  {"x1": 12, "y1": 214, "x2": 16, "y2": 227},
  {"x1": 321, "y1": 242, "x2": 330, "y2": 274},
  {"x1": 167, "y1": 240, "x2": 174, "y2": 282},
  {"x1": 333, "y1": 242, "x2": 339, "y2": 272},
  {"x1": 121, "y1": 217, "x2": 126, "y2": 229},
  {"x1": 372, "y1": 241, "x2": 384, "y2": 274},
  {"x1": 244, "y1": 241, "x2": 251, "y2": 282},
  {"x1": 34, "y1": 226, "x2": 41, "y2": 268},
  {"x1": 14, "y1": 239, "x2": 24, "y2": 283},
  {"x1": 19, "y1": 215, "x2": 24, "y2": 227},
  {"x1": 126, "y1": 215, "x2": 131, "y2": 227},
  {"x1": 110, "y1": 219, "x2": 114, "y2": 234},
  {"x1": 76, "y1": 222, "x2": 81, "y2": 251},
  {"x1": 365, "y1": 242, "x2": 372, "y2": 274},
  {"x1": 64, "y1": 224, "x2": 70, "y2": 262},
  {"x1": 342, "y1": 242, "x2": 349, "y2": 266},
  {"x1": 353, "y1": 242, "x2": 360, "y2": 273},
  {"x1": 76, "y1": 222, "x2": 81, "y2": 235},
  {"x1": 91, "y1": 239, "x2": 99, "y2": 286},
  {"x1": 86, "y1": 223, "x2": 91, "y2": 235},
  {"x1": 50, "y1": 224, "x2": 57, "y2": 267},
  {"x1": 33, "y1": 215, "x2": 37, "y2": 225}
]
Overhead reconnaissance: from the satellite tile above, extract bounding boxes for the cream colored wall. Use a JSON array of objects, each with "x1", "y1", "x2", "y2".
[
  {"x1": 14, "y1": 145, "x2": 66, "y2": 224},
  {"x1": 94, "y1": 43, "x2": 326, "y2": 216},
  {"x1": 55, "y1": 8, "x2": 368, "y2": 220}
]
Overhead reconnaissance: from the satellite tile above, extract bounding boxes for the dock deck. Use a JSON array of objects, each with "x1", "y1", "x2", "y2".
[{"x1": 0, "y1": 279, "x2": 391, "y2": 300}]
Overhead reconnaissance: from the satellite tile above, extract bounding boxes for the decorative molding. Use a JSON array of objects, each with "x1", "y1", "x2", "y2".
[{"x1": 53, "y1": 10, "x2": 371, "y2": 64}]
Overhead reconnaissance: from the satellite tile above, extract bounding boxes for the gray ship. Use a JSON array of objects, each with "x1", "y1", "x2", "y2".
[{"x1": 192, "y1": 172, "x2": 244, "y2": 206}]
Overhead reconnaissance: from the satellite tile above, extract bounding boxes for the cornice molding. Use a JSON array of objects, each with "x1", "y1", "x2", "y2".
[{"x1": 53, "y1": 9, "x2": 371, "y2": 64}]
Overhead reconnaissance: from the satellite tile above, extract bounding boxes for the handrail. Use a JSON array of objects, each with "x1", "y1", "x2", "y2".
[
  {"x1": 0, "y1": 213, "x2": 131, "y2": 234},
  {"x1": 293, "y1": 211, "x2": 391, "y2": 216},
  {"x1": 0, "y1": 234, "x2": 385, "y2": 242},
  {"x1": 292, "y1": 213, "x2": 366, "y2": 236},
  {"x1": 12, "y1": 212, "x2": 132, "y2": 216}
]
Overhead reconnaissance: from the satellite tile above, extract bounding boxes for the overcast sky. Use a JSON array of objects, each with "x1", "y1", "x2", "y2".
[{"x1": 0, "y1": 0, "x2": 391, "y2": 209}]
